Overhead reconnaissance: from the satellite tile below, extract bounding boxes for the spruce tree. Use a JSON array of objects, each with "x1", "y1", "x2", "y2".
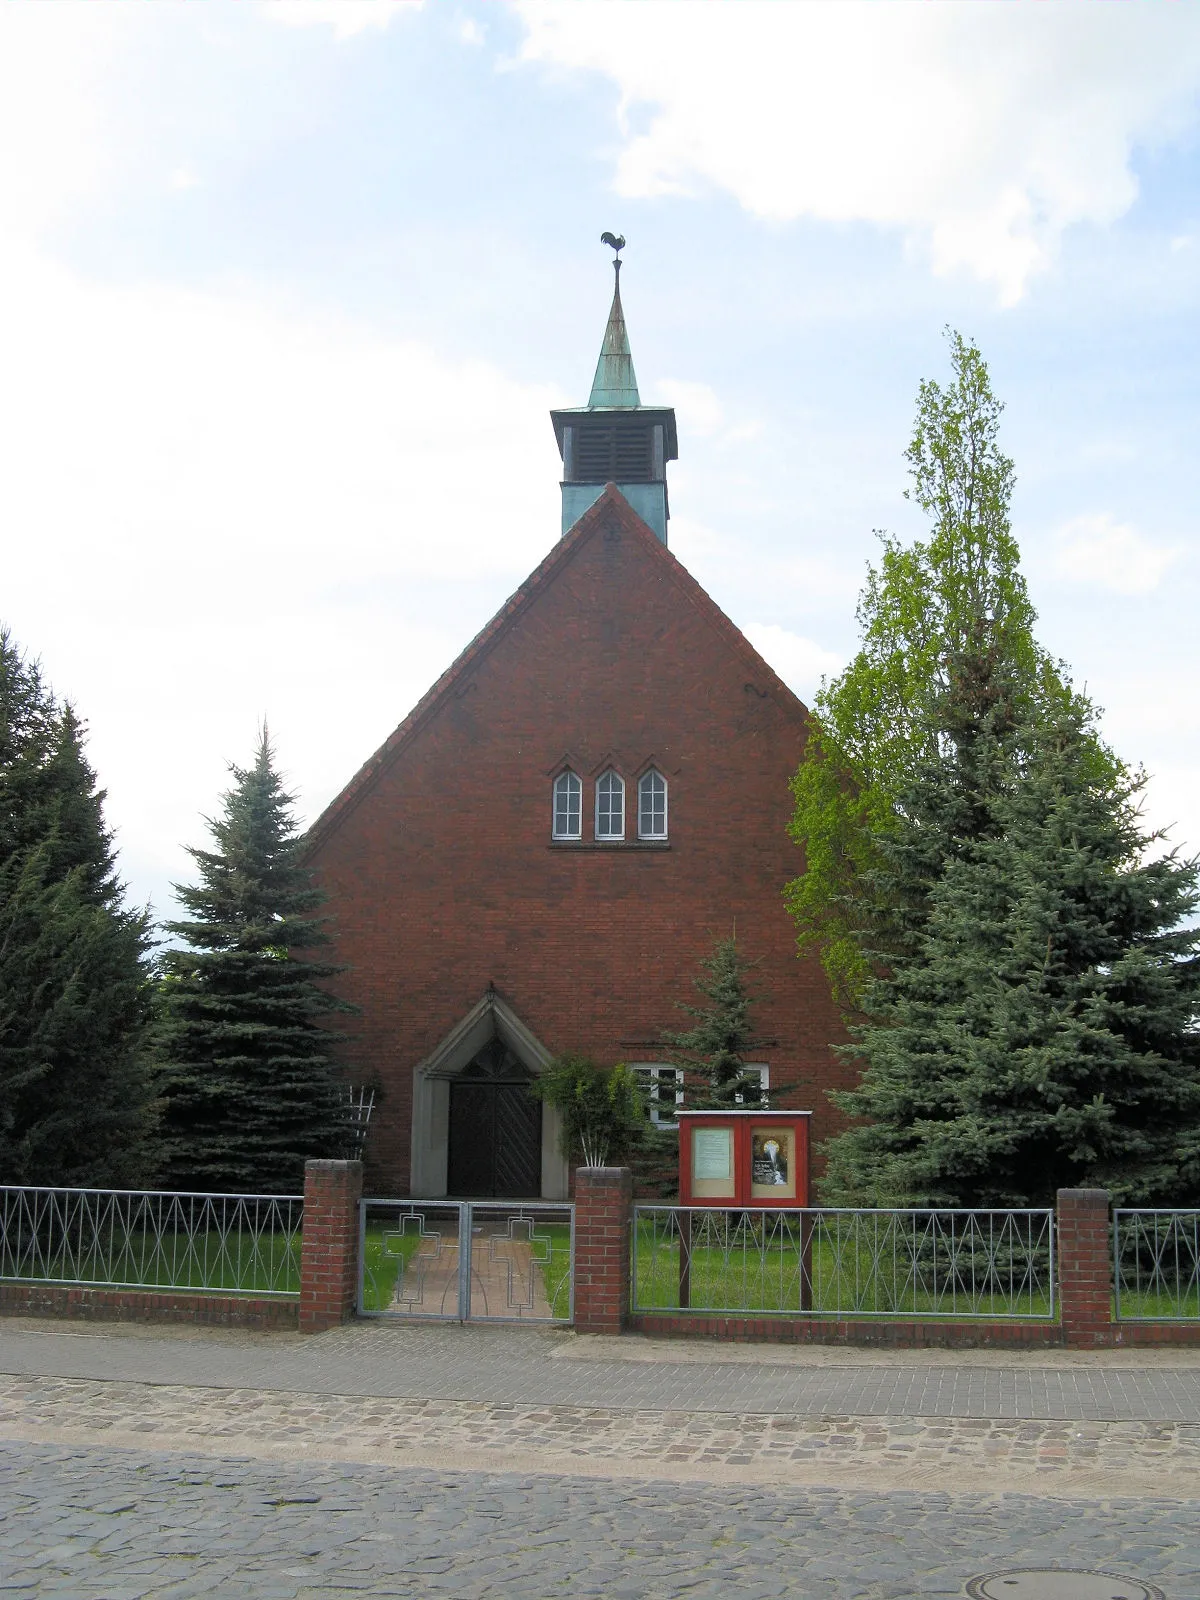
[
  {"x1": 0, "y1": 628, "x2": 159, "y2": 1185},
  {"x1": 156, "y1": 729, "x2": 349, "y2": 1193},
  {"x1": 665, "y1": 934, "x2": 764, "y2": 1108},
  {"x1": 825, "y1": 698, "x2": 1200, "y2": 1205}
]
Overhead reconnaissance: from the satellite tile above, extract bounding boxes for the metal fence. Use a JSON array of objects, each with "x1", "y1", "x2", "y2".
[
  {"x1": 1114, "y1": 1209, "x2": 1200, "y2": 1322},
  {"x1": 632, "y1": 1206, "x2": 1055, "y2": 1320},
  {"x1": 358, "y1": 1199, "x2": 573, "y2": 1323},
  {"x1": 0, "y1": 1186, "x2": 303, "y2": 1297}
]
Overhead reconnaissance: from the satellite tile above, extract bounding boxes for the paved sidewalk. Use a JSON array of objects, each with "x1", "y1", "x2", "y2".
[{"x1": 2, "y1": 1317, "x2": 1200, "y2": 1422}]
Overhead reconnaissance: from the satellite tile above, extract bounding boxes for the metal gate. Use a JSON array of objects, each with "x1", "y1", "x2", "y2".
[{"x1": 357, "y1": 1198, "x2": 573, "y2": 1323}]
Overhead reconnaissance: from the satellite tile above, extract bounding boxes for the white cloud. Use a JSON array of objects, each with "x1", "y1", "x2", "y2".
[
  {"x1": 743, "y1": 624, "x2": 841, "y2": 705},
  {"x1": 262, "y1": 0, "x2": 419, "y2": 40},
  {"x1": 650, "y1": 378, "x2": 723, "y2": 437},
  {"x1": 0, "y1": 243, "x2": 562, "y2": 912},
  {"x1": 0, "y1": 4, "x2": 123, "y2": 236},
  {"x1": 1053, "y1": 513, "x2": 1177, "y2": 596},
  {"x1": 515, "y1": 0, "x2": 1200, "y2": 304},
  {"x1": 458, "y1": 17, "x2": 485, "y2": 48}
]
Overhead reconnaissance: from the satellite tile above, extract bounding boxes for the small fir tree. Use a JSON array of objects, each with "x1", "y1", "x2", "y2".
[
  {"x1": 665, "y1": 934, "x2": 763, "y2": 1108},
  {"x1": 0, "y1": 629, "x2": 159, "y2": 1185},
  {"x1": 156, "y1": 729, "x2": 350, "y2": 1192},
  {"x1": 823, "y1": 696, "x2": 1200, "y2": 1206}
]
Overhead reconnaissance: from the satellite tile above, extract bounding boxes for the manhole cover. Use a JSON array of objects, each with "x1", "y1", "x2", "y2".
[{"x1": 966, "y1": 1572, "x2": 1165, "y2": 1600}]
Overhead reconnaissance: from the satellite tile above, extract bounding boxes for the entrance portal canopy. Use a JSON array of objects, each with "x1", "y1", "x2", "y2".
[{"x1": 409, "y1": 988, "x2": 569, "y2": 1202}]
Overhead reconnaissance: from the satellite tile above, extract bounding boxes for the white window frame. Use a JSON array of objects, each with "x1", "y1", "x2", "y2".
[
  {"x1": 595, "y1": 769, "x2": 625, "y2": 840},
  {"x1": 632, "y1": 1064, "x2": 686, "y2": 1128},
  {"x1": 632, "y1": 1064, "x2": 769, "y2": 1127},
  {"x1": 735, "y1": 1064, "x2": 770, "y2": 1107},
  {"x1": 552, "y1": 769, "x2": 582, "y2": 840},
  {"x1": 637, "y1": 768, "x2": 668, "y2": 840}
]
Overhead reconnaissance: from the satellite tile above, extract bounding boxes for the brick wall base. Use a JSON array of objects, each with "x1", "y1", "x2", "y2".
[
  {"x1": 630, "y1": 1313, "x2": 1067, "y2": 1348},
  {"x1": 0, "y1": 1281, "x2": 298, "y2": 1331}
]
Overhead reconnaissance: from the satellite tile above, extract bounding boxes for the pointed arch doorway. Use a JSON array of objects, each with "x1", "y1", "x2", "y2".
[
  {"x1": 447, "y1": 1038, "x2": 541, "y2": 1198},
  {"x1": 409, "y1": 989, "x2": 569, "y2": 1200}
]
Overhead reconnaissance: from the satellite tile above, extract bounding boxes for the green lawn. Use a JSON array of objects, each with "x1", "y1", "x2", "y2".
[
  {"x1": 632, "y1": 1218, "x2": 1055, "y2": 1319},
  {"x1": 0, "y1": 1227, "x2": 300, "y2": 1296},
  {"x1": 1116, "y1": 1284, "x2": 1200, "y2": 1320},
  {"x1": 360, "y1": 1220, "x2": 428, "y2": 1312},
  {"x1": 533, "y1": 1221, "x2": 572, "y2": 1320}
]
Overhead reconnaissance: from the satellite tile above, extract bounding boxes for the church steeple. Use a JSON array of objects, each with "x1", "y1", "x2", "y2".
[
  {"x1": 588, "y1": 257, "x2": 640, "y2": 409},
  {"x1": 551, "y1": 237, "x2": 677, "y2": 544}
]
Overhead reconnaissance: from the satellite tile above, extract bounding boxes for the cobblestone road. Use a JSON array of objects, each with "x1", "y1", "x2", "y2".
[
  {"x1": 4, "y1": 1371, "x2": 1200, "y2": 1498},
  {"x1": 3, "y1": 1440, "x2": 1198, "y2": 1600},
  {"x1": 2, "y1": 1320, "x2": 1200, "y2": 1597}
]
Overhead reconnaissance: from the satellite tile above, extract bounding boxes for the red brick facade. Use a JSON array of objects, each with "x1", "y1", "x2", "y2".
[{"x1": 307, "y1": 487, "x2": 848, "y2": 1196}]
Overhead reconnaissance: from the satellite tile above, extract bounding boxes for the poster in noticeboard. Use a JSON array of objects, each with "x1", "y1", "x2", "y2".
[
  {"x1": 750, "y1": 1127, "x2": 796, "y2": 1200},
  {"x1": 690, "y1": 1125, "x2": 736, "y2": 1198}
]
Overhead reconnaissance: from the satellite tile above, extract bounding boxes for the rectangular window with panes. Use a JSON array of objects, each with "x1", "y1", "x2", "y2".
[{"x1": 632, "y1": 1064, "x2": 770, "y2": 1127}]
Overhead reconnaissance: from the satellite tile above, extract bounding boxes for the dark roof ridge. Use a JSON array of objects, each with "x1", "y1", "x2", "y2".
[{"x1": 305, "y1": 486, "x2": 809, "y2": 852}]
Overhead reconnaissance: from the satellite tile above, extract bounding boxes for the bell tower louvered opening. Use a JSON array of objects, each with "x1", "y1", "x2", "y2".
[{"x1": 573, "y1": 417, "x2": 656, "y2": 483}]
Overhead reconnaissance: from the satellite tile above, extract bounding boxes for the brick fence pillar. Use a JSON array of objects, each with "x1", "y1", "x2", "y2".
[
  {"x1": 1057, "y1": 1187, "x2": 1113, "y2": 1348},
  {"x1": 573, "y1": 1166, "x2": 633, "y2": 1335},
  {"x1": 300, "y1": 1159, "x2": 363, "y2": 1334}
]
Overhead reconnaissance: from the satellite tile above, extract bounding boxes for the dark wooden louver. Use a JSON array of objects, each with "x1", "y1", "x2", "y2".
[{"x1": 574, "y1": 419, "x2": 654, "y2": 482}]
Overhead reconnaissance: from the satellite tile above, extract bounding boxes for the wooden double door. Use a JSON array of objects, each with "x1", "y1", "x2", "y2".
[{"x1": 446, "y1": 1039, "x2": 542, "y2": 1199}]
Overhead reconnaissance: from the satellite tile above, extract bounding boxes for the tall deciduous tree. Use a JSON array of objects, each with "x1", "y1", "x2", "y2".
[
  {"x1": 156, "y1": 729, "x2": 349, "y2": 1193},
  {"x1": 0, "y1": 628, "x2": 159, "y2": 1184},
  {"x1": 665, "y1": 934, "x2": 764, "y2": 1108},
  {"x1": 786, "y1": 330, "x2": 1097, "y2": 1006}
]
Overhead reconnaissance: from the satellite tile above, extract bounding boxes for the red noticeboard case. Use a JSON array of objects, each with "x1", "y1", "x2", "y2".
[{"x1": 676, "y1": 1109, "x2": 811, "y2": 1208}]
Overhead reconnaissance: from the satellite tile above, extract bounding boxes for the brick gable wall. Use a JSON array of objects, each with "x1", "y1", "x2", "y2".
[{"x1": 308, "y1": 491, "x2": 850, "y2": 1192}]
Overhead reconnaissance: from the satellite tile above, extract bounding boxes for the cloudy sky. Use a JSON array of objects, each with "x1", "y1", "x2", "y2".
[{"x1": 3, "y1": 1, "x2": 1199, "y2": 920}]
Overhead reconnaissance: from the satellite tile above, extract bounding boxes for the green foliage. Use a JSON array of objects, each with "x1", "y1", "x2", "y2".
[
  {"x1": 788, "y1": 331, "x2": 1200, "y2": 1206},
  {"x1": 156, "y1": 728, "x2": 351, "y2": 1193},
  {"x1": 786, "y1": 330, "x2": 1098, "y2": 1006},
  {"x1": 665, "y1": 934, "x2": 764, "y2": 1108},
  {"x1": 0, "y1": 627, "x2": 159, "y2": 1185},
  {"x1": 531, "y1": 1053, "x2": 646, "y2": 1168},
  {"x1": 824, "y1": 696, "x2": 1200, "y2": 1206}
]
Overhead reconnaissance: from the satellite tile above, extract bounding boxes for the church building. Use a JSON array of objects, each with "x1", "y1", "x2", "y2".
[{"x1": 307, "y1": 255, "x2": 849, "y2": 1197}]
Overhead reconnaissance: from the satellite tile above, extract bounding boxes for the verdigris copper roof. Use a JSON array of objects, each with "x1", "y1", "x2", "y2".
[{"x1": 587, "y1": 262, "x2": 640, "y2": 409}]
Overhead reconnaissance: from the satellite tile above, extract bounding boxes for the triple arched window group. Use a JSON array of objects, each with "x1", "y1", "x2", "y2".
[{"x1": 552, "y1": 767, "x2": 668, "y2": 843}]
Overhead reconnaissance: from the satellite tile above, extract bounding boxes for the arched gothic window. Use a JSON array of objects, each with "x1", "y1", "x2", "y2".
[
  {"x1": 638, "y1": 769, "x2": 668, "y2": 839},
  {"x1": 595, "y1": 769, "x2": 625, "y2": 840},
  {"x1": 552, "y1": 769, "x2": 581, "y2": 840}
]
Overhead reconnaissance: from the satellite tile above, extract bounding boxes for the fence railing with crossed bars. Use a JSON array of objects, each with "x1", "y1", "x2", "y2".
[
  {"x1": 1114, "y1": 1209, "x2": 1200, "y2": 1321},
  {"x1": 632, "y1": 1206, "x2": 1055, "y2": 1319},
  {"x1": 357, "y1": 1199, "x2": 573, "y2": 1323},
  {"x1": 0, "y1": 1186, "x2": 303, "y2": 1297}
]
